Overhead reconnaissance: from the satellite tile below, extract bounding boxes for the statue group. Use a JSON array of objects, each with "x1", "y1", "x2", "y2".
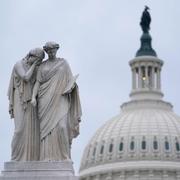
[{"x1": 8, "y1": 42, "x2": 82, "y2": 162}]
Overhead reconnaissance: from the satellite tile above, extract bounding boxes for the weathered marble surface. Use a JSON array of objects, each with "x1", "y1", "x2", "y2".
[
  {"x1": 0, "y1": 161, "x2": 78, "y2": 180},
  {"x1": 7, "y1": 42, "x2": 82, "y2": 162},
  {"x1": 3, "y1": 42, "x2": 81, "y2": 180},
  {"x1": 31, "y1": 42, "x2": 82, "y2": 161},
  {"x1": 7, "y1": 48, "x2": 45, "y2": 161}
]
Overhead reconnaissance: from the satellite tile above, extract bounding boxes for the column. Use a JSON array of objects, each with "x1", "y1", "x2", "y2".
[
  {"x1": 145, "y1": 66, "x2": 148, "y2": 88},
  {"x1": 132, "y1": 68, "x2": 136, "y2": 89},
  {"x1": 157, "y1": 68, "x2": 160, "y2": 89},
  {"x1": 138, "y1": 66, "x2": 142, "y2": 89},
  {"x1": 159, "y1": 68, "x2": 161, "y2": 90},
  {"x1": 151, "y1": 66, "x2": 155, "y2": 89}
]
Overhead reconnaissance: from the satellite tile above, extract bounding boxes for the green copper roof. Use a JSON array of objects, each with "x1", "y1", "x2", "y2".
[{"x1": 136, "y1": 32, "x2": 157, "y2": 57}]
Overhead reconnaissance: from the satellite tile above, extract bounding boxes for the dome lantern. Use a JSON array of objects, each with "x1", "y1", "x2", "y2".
[
  {"x1": 129, "y1": 56, "x2": 164, "y2": 100},
  {"x1": 129, "y1": 7, "x2": 163, "y2": 101}
]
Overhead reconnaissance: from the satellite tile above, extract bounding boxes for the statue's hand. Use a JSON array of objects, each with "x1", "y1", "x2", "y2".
[
  {"x1": 32, "y1": 60, "x2": 41, "y2": 67},
  {"x1": 63, "y1": 89, "x2": 72, "y2": 95},
  {"x1": 35, "y1": 60, "x2": 42, "y2": 66},
  {"x1": 63, "y1": 83, "x2": 76, "y2": 95},
  {"x1": 31, "y1": 98, "x2": 37, "y2": 106}
]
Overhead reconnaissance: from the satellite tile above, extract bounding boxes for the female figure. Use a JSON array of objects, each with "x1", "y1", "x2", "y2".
[
  {"x1": 8, "y1": 48, "x2": 45, "y2": 161},
  {"x1": 31, "y1": 42, "x2": 82, "y2": 161}
]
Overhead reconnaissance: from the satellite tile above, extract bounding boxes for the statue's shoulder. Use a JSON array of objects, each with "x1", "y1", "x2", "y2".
[
  {"x1": 57, "y1": 57, "x2": 66, "y2": 62},
  {"x1": 59, "y1": 58, "x2": 70, "y2": 65},
  {"x1": 14, "y1": 60, "x2": 22, "y2": 66},
  {"x1": 57, "y1": 58, "x2": 68, "y2": 66}
]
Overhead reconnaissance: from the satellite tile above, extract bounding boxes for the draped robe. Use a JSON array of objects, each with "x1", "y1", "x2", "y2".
[
  {"x1": 37, "y1": 58, "x2": 82, "y2": 161},
  {"x1": 7, "y1": 61, "x2": 39, "y2": 161}
]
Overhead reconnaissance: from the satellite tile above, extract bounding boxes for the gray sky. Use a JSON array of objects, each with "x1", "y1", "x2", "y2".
[{"x1": 0, "y1": 0, "x2": 180, "y2": 174}]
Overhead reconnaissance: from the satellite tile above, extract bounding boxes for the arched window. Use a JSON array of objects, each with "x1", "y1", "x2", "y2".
[
  {"x1": 109, "y1": 143, "x2": 113, "y2": 153},
  {"x1": 119, "y1": 142, "x2": 123, "y2": 151},
  {"x1": 142, "y1": 140, "x2": 146, "y2": 150},
  {"x1": 93, "y1": 147, "x2": 96, "y2": 156},
  {"x1": 165, "y1": 141, "x2": 169, "y2": 150},
  {"x1": 100, "y1": 145, "x2": 104, "y2": 154},
  {"x1": 176, "y1": 142, "x2": 180, "y2": 151},
  {"x1": 130, "y1": 141, "x2": 135, "y2": 150},
  {"x1": 153, "y1": 140, "x2": 158, "y2": 150}
]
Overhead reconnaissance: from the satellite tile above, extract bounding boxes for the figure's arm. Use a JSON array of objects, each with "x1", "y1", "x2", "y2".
[
  {"x1": 15, "y1": 61, "x2": 37, "y2": 82},
  {"x1": 31, "y1": 81, "x2": 40, "y2": 106}
]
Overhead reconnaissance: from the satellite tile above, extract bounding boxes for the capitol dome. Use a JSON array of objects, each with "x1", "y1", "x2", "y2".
[
  {"x1": 79, "y1": 8, "x2": 180, "y2": 180},
  {"x1": 79, "y1": 98, "x2": 180, "y2": 179}
]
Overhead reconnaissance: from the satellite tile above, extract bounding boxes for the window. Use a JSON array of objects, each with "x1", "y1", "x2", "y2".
[
  {"x1": 130, "y1": 141, "x2": 135, "y2": 150},
  {"x1": 153, "y1": 140, "x2": 158, "y2": 150},
  {"x1": 176, "y1": 142, "x2": 180, "y2": 151},
  {"x1": 109, "y1": 143, "x2": 113, "y2": 153},
  {"x1": 165, "y1": 141, "x2": 169, "y2": 150},
  {"x1": 119, "y1": 142, "x2": 123, "y2": 151},
  {"x1": 100, "y1": 145, "x2": 104, "y2": 154},
  {"x1": 142, "y1": 140, "x2": 146, "y2": 150}
]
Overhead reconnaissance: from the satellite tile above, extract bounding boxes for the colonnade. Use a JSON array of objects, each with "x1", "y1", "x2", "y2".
[{"x1": 131, "y1": 64, "x2": 161, "y2": 90}]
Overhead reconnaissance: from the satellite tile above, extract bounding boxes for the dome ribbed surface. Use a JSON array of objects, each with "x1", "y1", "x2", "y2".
[{"x1": 80, "y1": 100, "x2": 180, "y2": 171}]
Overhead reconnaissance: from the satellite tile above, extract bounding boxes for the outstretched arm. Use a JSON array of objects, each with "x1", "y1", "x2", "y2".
[{"x1": 31, "y1": 81, "x2": 40, "y2": 106}]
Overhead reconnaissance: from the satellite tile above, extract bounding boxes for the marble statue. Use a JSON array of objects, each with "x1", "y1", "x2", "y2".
[
  {"x1": 31, "y1": 42, "x2": 82, "y2": 161},
  {"x1": 8, "y1": 48, "x2": 45, "y2": 161}
]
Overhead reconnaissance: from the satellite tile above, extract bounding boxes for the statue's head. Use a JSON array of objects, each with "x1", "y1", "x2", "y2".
[
  {"x1": 28, "y1": 48, "x2": 45, "y2": 65},
  {"x1": 43, "y1": 41, "x2": 59, "y2": 59},
  {"x1": 145, "y1": 5, "x2": 150, "y2": 11}
]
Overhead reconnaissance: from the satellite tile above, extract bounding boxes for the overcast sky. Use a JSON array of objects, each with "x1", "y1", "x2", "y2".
[{"x1": 0, "y1": 0, "x2": 180, "y2": 174}]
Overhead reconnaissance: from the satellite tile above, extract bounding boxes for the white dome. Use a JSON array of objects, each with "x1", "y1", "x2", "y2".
[
  {"x1": 79, "y1": 55, "x2": 180, "y2": 180},
  {"x1": 79, "y1": 100, "x2": 180, "y2": 179},
  {"x1": 80, "y1": 100, "x2": 180, "y2": 167}
]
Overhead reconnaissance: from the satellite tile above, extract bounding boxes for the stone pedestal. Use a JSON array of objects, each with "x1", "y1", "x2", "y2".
[{"x1": 0, "y1": 161, "x2": 78, "y2": 180}]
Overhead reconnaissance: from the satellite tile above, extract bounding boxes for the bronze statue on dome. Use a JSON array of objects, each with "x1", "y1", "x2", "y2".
[{"x1": 140, "y1": 6, "x2": 151, "y2": 33}]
